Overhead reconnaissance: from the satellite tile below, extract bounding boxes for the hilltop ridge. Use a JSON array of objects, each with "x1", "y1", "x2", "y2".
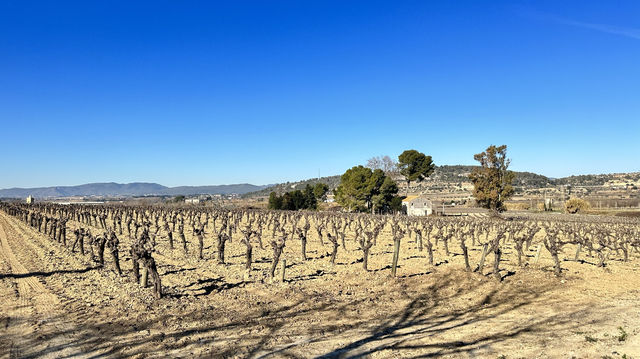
[{"x1": 243, "y1": 166, "x2": 640, "y2": 197}]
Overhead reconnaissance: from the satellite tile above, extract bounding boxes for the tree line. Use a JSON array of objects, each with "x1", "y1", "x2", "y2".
[
  {"x1": 269, "y1": 145, "x2": 518, "y2": 215},
  {"x1": 334, "y1": 149, "x2": 436, "y2": 214},
  {"x1": 268, "y1": 183, "x2": 329, "y2": 211}
]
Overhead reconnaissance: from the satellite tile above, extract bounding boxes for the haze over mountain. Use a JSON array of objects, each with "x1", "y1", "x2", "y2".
[
  {"x1": 0, "y1": 182, "x2": 269, "y2": 199},
  {"x1": 2, "y1": 165, "x2": 638, "y2": 200}
]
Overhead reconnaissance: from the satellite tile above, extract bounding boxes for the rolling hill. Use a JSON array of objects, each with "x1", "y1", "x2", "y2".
[
  {"x1": 243, "y1": 166, "x2": 639, "y2": 198},
  {"x1": 0, "y1": 182, "x2": 269, "y2": 199}
]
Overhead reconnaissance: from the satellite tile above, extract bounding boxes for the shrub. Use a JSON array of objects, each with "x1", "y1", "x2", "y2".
[
  {"x1": 565, "y1": 198, "x2": 591, "y2": 214},
  {"x1": 268, "y1": 185, "x2": 318, "y2": 211},
  {"x1": 617, "y1": 326, "x2": 628, "y2": 342}
]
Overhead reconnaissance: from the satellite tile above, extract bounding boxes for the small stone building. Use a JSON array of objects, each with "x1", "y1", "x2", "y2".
[
  {"x1": 402, "y1": 195, "x2": 433, "y2": 216},
  {"x1": 26, "y1": 195, "x2": 34, "y2": 204}
]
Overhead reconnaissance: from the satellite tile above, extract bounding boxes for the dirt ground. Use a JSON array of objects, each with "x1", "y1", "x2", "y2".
[{"x1": 1, "y1": 211, "x2": 640, "y2": 358}]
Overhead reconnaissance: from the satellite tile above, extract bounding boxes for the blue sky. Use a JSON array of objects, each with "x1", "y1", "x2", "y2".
[{"x1": 1, "y1": 1, "x2": 639, "y2": 188}]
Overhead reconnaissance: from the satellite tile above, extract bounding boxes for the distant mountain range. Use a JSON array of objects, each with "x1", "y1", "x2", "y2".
[
  {"x1": 2, "y1": 167, "x2": 638, "y2": 200},
  {"x1": 0, "y1": 182, "x2": 269, "y2": 199}
]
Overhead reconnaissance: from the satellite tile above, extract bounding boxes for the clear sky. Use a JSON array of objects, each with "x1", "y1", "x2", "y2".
[{"x1": 1, "y1": 1, "x2": 639, "y2": 188}]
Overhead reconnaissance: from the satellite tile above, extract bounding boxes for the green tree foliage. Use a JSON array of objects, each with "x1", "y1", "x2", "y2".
[
  {"x1": 397, "y1": 150, "x2": 435, "y2": 195},
  {"x1": 303, "y1": 184, "x2": 317, "y2": 209},
  {"x1": 372, "y1": 176, "x2": 400, "y2": 213},
  {"x1": 468, "y1": 145, "x2": 515, "y2": 212},
  {"x1": 313, "y1": 183, "x2": 329, "y2": 202},
  {"x1": 334, "y1": 166, "x2": 372, "y2": 212},
  {"x1": 389, "y1": 195, "x2": 404, "y2": 213},
  {"x1": 173, "y1": 195, "x2": 185, "y2": 203},
  {"x1": 268, "y1": 185, "x2": 318, "y2": 210},
  {"x1": 268, "y1": 192, "x2": 283, "y2": 209},
  {"x1": 334, "y1": 165, "x2": 400, "y2": 213}
]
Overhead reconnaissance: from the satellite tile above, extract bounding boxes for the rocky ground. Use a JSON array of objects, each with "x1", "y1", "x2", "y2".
[{"x1": 1, "y1": 211, "x2": 640, "y2": 358}]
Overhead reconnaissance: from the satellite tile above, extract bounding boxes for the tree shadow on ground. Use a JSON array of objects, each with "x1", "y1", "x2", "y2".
[
  {"x1": 0, "y1": 266, "x2": 97, "y2": 280},
  {"x1": 168, "y1": 277, "x2": 248, "y2": 298},
  {"x1": 289, "y1": 269, "x2": 337, "y2": 283},
  {"x1": 2, "y1": 270, "x2": 602, "y2": 359},
  {"x1": 310, "y1": 274, "x2": 595, "y2": 358},
  {"x1": 371, "y1": 265, "x2": 392, "y2": 273},
  {"x1": 563, "y1": 258, "x2": 597, "y2": 266},
  {"x1": 161, "y1": 267, "x2": 196, "y2": 276},
  {"x1": 400, "y1": 271, "x2": 432, "y2": 279}
]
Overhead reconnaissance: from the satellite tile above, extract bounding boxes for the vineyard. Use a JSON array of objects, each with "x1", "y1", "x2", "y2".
[{"x1": 1, "y1": 202, "x2": 640, "y2": 357}]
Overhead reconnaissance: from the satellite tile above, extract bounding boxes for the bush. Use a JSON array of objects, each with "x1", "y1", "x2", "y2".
[
  {"x1": 172, "y1": 195, "x2": 185, "y2": 203},
  {"x1": 268, "y1": 185, "x2": 318, "y2": 211},
  {"x1": 565, "y1": 198, "x2": 591, "y2": 214}
]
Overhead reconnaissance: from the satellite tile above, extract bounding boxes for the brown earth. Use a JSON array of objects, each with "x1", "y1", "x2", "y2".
[{"x1": 1, "y1": 211, "x2": 639, "y2": 358}]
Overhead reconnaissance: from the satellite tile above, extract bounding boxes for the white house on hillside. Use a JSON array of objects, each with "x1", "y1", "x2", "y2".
[{"x1": 402, "y1": 195, "x2": 433, "y2": 216}]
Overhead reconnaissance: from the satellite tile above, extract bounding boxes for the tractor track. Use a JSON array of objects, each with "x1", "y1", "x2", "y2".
[{"x1": 0, "y1": 213, "x2": 87, "y2": 358}]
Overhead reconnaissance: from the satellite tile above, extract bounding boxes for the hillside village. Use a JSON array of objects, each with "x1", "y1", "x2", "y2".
[{"x1": 241, "y1": 167, "x2": 640, "y2": 214}]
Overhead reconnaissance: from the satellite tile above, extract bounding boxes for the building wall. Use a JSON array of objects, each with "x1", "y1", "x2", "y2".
[{"x1": 407, "y1": 207, "x2": 432, "y2": 216}]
